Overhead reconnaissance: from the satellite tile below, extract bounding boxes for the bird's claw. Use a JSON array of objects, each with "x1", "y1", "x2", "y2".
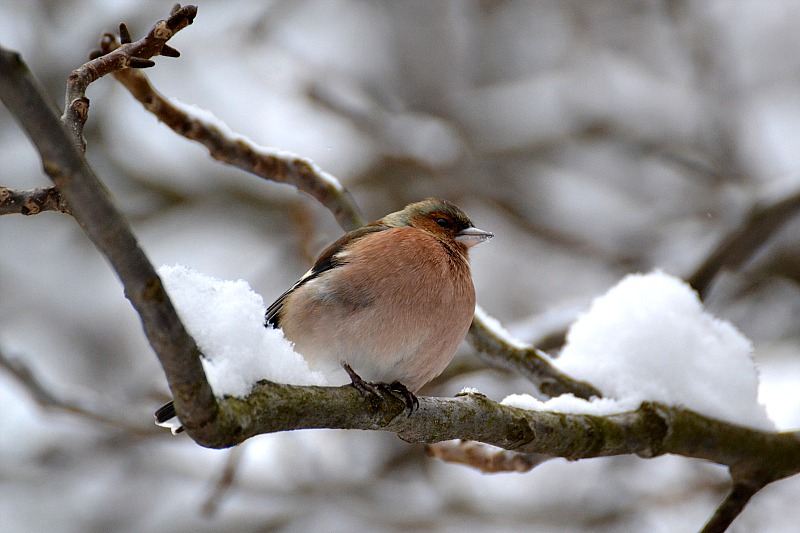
[{"x1": 342, "y1": 363, "x2": 419, "y2": 416}]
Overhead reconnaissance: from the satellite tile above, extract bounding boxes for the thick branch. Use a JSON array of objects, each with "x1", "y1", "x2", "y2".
[
  {"x1": 214, "y1": 381, "x2": 800, "y2": 485},
  {"x1": 0, "y1": 185, "x2": 70, "y2": 215},
  {"x1": 0, "y1": 45, "x2": 224, "y2": 445}
]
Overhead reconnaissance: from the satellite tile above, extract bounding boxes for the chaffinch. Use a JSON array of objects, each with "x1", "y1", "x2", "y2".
[{"x1": 156, "y1": 198, "x2": 491, "y2": 428}]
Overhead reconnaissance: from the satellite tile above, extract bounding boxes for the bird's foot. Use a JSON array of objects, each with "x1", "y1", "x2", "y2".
[
  {"x1": 382, "y1": 381, "x2": 419, "y2": 415},
  {"x1": 341, "y1": 363, "x2": 419, "y2": 416}
]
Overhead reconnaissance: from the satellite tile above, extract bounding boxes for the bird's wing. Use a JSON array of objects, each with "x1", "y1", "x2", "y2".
[{"x1": 265, "y1": 225, "x2": 389, "y2": 328}]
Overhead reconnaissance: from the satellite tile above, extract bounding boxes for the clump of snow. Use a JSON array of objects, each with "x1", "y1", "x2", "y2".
[
  {"x1": 158, "y1": 265, "x2": 330, "y2": 398},
  {"x1": 503, "y1": 271, "x2": 774, "y2": 431}
]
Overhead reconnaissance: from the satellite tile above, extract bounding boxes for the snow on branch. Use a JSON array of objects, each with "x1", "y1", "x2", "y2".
[{"x1": 98, "y1": 34, "x2": 364, "y2": 232}]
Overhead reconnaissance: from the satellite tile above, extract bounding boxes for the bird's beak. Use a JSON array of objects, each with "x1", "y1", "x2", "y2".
[{"x1": 455, "y1": 227, "x2": 494, "y2": 248}]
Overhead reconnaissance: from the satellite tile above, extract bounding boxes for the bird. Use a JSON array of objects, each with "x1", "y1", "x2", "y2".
[{"x1": 155, "y1": 198, "x2": 492, "y2": 431}]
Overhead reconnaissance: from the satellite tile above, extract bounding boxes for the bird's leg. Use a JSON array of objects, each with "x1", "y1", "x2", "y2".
[
  {"x1": 341, "y1": 363, "x2": 418, "y2": 415},
  {"x1": 342, "y1": 362, "x2": 386, "y2": 405}
]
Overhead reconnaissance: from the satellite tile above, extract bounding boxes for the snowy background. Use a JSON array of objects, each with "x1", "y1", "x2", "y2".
[{"x1": 1, "y1": 1, "x2": 799, "y2": 532}]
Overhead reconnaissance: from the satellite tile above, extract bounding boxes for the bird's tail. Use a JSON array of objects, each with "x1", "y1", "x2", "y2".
[{"x1": 154, "y1": 401, "x2": 184, "y2": 434}]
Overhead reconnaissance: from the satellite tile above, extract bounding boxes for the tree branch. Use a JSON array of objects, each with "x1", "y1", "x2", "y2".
[
  {"x1": 0, "y1": 347, "x2": 159, "y2": 436},
  {"x1": 61, "y1": 4, "x2": 197, "y2": 151},
  {"x1": 468, "y1": 309, "x2": 602, "y2": 399},
  {"x1": 96, "y1": 34, "x2": 364, "y2": 232},
  {"x1": 700, "y1": 481, "x2": 763, "y2": 533},
  {"x1": 0, "y1": 185, "x2": 70, "y2": 215},
  {"x1": 211, "y1": 381, "x2": 800, "y2": 484},
  {"x1": 688, "y1": 188, "x2": 800, "y2": 298},
  {"x1": 0, "y1": 42, "x2": 225, "y2": 445}
]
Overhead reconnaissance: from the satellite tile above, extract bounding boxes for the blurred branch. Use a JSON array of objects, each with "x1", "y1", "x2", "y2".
[
  {"x1": 0, "y1": 23, "x2": 224, "y2": 445},
  {"x1": 491, "y1": 197, "x2": 641, "y2": 272},
  {"x1": 307, "y1": 81, "x2": 467, "y2": 170},
  {"x1": 0, "y1": 186, "x2": 70, "y2": 215},
  {"x1": 99, "y1": 36, "x2": 364, "y2": 232},
  {"x1": 426, "y1": 440, "x2": 551, "y2": 473},
  {"x1": 62, "y1": 3, "x2": 197, "y2": 151},
  {"x1": 689, "y1": 187, "x2": 800, "y2": 299},
  {"x1": 0, "y1": 348, "x2": 160, "y2": 436},
  {"x1": 202, "y1": 445, "x2": 245, "y2": 518}
]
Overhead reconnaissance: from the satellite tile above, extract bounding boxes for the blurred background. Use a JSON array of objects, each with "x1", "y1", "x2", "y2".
[{"x1": 1, "y1": 1, "x2": 799, "y2": 531}]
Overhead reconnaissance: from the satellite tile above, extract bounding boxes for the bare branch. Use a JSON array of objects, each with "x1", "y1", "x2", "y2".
[
  {"x1": 62, "y1": 4, "x2": 197, "y2": 151},
  {"x1": 700, "y1": 481, "x2": 764, "y2": 533},
  {"x1": 0, "y1": 185, "x2": 70, "y2": 215},
  {"x1": 426, "y1": 440, "x2": 551, "y2": 473}
]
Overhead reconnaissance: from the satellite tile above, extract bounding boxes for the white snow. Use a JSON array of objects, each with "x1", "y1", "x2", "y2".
[
  {"x1": 158, "y1": 265, "x2": 331, "y2": 399},
  {"x1": 503, "y1": 393, "x2": 639, "y2": 416},
  {"x1": 503, "y1": 271, "x2": 775, "y2": 431}
]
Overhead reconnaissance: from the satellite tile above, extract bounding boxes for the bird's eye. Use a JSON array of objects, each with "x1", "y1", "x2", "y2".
[{"x1": 435, "y1": 217, "x2": 452, "y2": 229}]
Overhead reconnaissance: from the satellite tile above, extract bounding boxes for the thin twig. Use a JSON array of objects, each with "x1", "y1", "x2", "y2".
[
  {"x1": 469, "y1": 307, "x2": 602, "y2": 400},
  {"x1": 689, "y1": 188, "x2": 800, "y2": 299},
  {"x1": 61, "y1": 4, "x2": 197, "y2": 151},
  {"x1": 0, "y1": 186, "x2": 70, "y2": 215}
]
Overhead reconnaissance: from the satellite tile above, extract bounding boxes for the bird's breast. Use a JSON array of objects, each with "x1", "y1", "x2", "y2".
[{"x1": 279, "y1": 227, "x2": 475, "y2": 390}]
